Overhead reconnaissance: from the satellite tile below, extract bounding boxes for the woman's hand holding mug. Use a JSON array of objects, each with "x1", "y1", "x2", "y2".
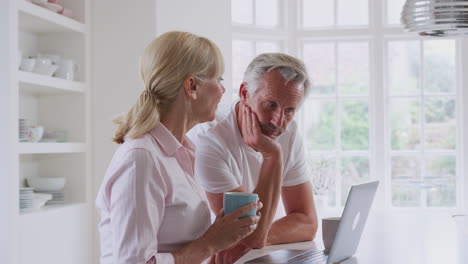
[{"x1": 201, "y1": 201, "x2": 262, "y2": 254}]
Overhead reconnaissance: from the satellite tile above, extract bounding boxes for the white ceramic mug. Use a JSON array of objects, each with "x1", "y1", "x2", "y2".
[
  {"x1": 37, "y1": 53, "x2": 61, "y2": 65},
  {"x1": 55, "y1": 59, "x2": 78, "y2": 80},
  {"x1": 322, "y1": 217, "x2": 341, "y2": 253},
  {"x1": 28, "y1": 126, "x2": 44, "y2": 143},
  {"x1": 20, "y1": 58, "x2": 36, "y2": 72},
  {"x1": 33, "y1": 58, "x2": 59, "y2": 76}
]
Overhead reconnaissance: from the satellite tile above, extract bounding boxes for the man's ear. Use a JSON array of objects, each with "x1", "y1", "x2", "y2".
[
  {"x1": 239, "y1": 83, "x2": 249, "y2": 102},
  {"x1": 184, "y1": 75, "x2": 198, "y2": 100}
]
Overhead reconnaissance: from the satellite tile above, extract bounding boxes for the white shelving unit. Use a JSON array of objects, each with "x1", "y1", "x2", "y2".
[
  {"x1": 18, "y1": 70, "x2": 86, "y2": 95},
  {"x1": 1, "y1": 0, "x2": 92, "y2": 263},
  {"x1": 18, "y1": 142, "x2": 87, "y2": 154},
  {"x1": 17, "y1": 0, "x2": 86, "y2": 33}
]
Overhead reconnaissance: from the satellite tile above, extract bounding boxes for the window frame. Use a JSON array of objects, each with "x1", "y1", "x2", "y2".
[{"x1": 230, "y1": 0, "x2": 467, "y2": 213}]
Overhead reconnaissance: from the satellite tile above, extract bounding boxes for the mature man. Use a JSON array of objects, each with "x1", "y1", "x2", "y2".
[{"x1": 190, "y1": 53, "x2": 318, "y2": 263}]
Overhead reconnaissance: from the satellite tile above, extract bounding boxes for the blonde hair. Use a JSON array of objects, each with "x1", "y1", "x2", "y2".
[{"x1": 112, "y1": 31, "x2": 224, "y2": 144}]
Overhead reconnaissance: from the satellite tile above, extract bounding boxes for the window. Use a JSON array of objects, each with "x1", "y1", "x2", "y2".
[
  {"x1": 301, "y1": 0, "x2": 369, "y2": 28},
  {"x1": 232, "y1": 39, "x2": 282, "y2": 99},
  {"x1": 231, "y1": 0, "x2": 465, "y2": 211},
  {"x1": 387, "y1": 39, "x2": 457, "y2": 207},
  {"x1": 301, "y1": 41, "x2": 370, "y2": 206},
  {"x1": 232, "y1": 0, "x2": 281, "y2": 28}
]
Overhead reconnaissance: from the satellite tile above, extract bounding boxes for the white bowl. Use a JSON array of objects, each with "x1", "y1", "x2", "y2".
[{"x1": 27, "y1": 177, "x2": 66, "y2": 192}]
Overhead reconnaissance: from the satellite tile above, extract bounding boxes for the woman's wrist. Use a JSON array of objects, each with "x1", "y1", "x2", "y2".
[
  {"x1": 195, "y1": 234, "x2": 218, "y2": 256},
  {"x1": 172, "y1": 236, "x2": 216, "y2": 264}
]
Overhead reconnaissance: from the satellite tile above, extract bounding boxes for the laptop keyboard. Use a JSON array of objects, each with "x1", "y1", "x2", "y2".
[{"x1": 288, "y1": 250, "x2": 328, "y2": 264}]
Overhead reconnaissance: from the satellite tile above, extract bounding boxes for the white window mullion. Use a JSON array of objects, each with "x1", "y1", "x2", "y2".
[
  {"x1": 252, "y1": 0, "x2": 256, "y2": 26},
  {"x1": 458, "y1": 37, "x2": 468, "y2": 213},
  {"x1": 371, "y1": 35, "x2": 388, "y2": 209},
  {"x1": 420, "y1": 40, "x2": 427, "y2": 208},
  {"x1": 334, "y1": 0, "x2": 338, "y2": 28},
  {"x1": 334, "y1": 41, "x2": 342, "y2": 207}
]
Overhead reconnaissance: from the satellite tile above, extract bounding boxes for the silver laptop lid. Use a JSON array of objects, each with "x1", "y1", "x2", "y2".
[{"x1": 327, "y1": 181, "x2": 379, "y2": 264}]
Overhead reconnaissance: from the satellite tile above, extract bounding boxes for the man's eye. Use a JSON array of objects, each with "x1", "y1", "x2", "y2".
[
  {"x1": 285, "y1": 108, "x2": 295, "y2": 114},
  {"x1": 268, "y1": 103, "x2": 277, "y2": 109}
]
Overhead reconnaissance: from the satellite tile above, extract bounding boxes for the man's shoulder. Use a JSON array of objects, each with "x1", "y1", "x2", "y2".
[{"x1": 188, "y1": 103, "x2": 239, "y2": 147}]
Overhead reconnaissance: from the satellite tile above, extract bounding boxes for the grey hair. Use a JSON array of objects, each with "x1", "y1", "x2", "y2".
[{"x1": 242, "y1": 53, "x2": 310, "y2": 97}]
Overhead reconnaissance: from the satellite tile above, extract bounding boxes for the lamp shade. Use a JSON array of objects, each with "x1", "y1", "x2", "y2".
[{"x1": 401, "y1": 0, "x2": 468, "y2": 36}]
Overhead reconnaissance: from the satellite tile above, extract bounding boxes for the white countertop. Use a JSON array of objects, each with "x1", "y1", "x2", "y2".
[{"x1": 236, "y1": 211, "x2": 463, "y2": 264}]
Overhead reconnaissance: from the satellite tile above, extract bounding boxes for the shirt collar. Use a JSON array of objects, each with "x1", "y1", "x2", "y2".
[{"x1": 149, "y1": 123, "x2": 195, "y2": 156}]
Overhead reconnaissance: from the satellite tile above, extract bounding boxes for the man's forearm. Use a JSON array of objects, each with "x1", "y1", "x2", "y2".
[
  {"x1": 266, "y1": 212, "x2": 318, "y2": 245},
  {"x1": 242, "y1": 153, "x2": 283, "y2": 248}
]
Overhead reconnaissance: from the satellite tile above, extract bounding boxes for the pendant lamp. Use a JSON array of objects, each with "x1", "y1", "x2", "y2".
[{"x1": 401, "y1": 0, "x2": 468, "y2": 36}]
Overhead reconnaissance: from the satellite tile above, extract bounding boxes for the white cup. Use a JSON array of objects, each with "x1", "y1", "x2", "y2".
[
  {"x1": 322, "y1": 217, "x2": 341, "y2": 253},
  {"x1": 20, "y1": 58, "x2": 36, "y2": 72},
  {"x1": 38, "y1": 53, "x2": 61, "y2": 65},
  {"x1": 33, "y1": 58, "x2": 58, "y2": 76},
  {"x1": 35, "y1": 57, "x2": 52, "y2": 67},
  {"x1": 28, "y1": 126, "x2": 44, "y2": 143},
  {"x1": 55, "y1": 59, "x2": 78, "y2": 80}
]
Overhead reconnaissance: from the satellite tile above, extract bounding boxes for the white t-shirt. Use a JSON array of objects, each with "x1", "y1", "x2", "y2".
[{"x1": 188, "y1": 102, "x2": 310, "y2": 194}]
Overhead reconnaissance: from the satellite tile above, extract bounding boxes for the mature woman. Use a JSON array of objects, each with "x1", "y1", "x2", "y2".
[{"x1": 95, "y1": 31, "x2": 261, "y2": 264}]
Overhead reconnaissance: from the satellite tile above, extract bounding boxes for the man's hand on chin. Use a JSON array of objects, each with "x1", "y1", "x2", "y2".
[{"x1": 211, "y1": 242, "x2": 251, "y2": 264}]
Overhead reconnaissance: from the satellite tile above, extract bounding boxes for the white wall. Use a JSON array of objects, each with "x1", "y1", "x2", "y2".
[
  {"x1": 0, "y1": 0, "x2": 18, "y2": 263},
  {"x1": 155, "y1": 0, "x2": 232, "y2": 104},
  {"x1": 90, "y1": 0, "x2": 156, "y2": 262}
]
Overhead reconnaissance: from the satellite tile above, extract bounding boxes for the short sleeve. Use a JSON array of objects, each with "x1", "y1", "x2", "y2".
[
  {"x1": 194, "y1": 134, "x2": 240, "y2": 193},
  {"x1": 282, "y1": 127, "x2": 310, "y2": 187},
  {"x1": 108, "y1": 149, "x2": 174, "y2": 264}
]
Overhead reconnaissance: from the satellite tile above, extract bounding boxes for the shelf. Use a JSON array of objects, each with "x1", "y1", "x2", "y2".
[
  {"x1": 18, "y1": 71, "x2": 85, "y2": 95},
  {"x1": 17, "y1": 0, "x2": 86, "y2": 34},
  {"x1": 20, "y1": 202, "x2": 86, "y2": 216},
  {"x1": 18, "y1": 142, "x2": 86, "y2": 154}
]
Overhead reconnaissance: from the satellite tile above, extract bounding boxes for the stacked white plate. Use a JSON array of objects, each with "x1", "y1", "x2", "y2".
[
  {"x1": 19, "y1": 187, "x2": 34, "y2": 211},
  {"x1": 41, "y1": 191, "x2": 65, "y2": 205},
  {"x1": 32, "y1": 193, "x2": 53, "y2": 209},
  {"x1": 19, "y1": 118, "x2": 28, "y2": 142},
  {"x1": 27, "y1": 177, "x2": 66, "y2": 205}
]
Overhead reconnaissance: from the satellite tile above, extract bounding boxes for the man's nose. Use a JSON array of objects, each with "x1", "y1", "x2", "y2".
[{"x1": 271, "y1": 109, "x2": 284, "y2": 128}]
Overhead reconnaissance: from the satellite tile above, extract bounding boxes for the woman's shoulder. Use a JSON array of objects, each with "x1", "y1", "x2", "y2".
[
  {"x1": 119, "y1": 133, "x2": 161, "y2": 154},
  {"x1": 110, "y1": 134, "x2": 165, "y2": 168}
]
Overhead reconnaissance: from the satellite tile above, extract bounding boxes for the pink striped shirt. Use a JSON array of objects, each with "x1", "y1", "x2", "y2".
[{"x1": 96, "y1": 124, "x2": 212, "y2": 264}]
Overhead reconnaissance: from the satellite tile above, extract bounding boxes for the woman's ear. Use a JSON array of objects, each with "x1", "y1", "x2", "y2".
[
  {"x1": 239, "y1": 83, "x2": 249, "y2": 103},
  {"x1": 184, "y1": 75, "x2": 198, "y2": 100}
]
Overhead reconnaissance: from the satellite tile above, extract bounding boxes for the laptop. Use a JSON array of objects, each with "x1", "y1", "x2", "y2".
[{"x1": 246, "y1": 181, "x2": 379, "y2": 264}]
